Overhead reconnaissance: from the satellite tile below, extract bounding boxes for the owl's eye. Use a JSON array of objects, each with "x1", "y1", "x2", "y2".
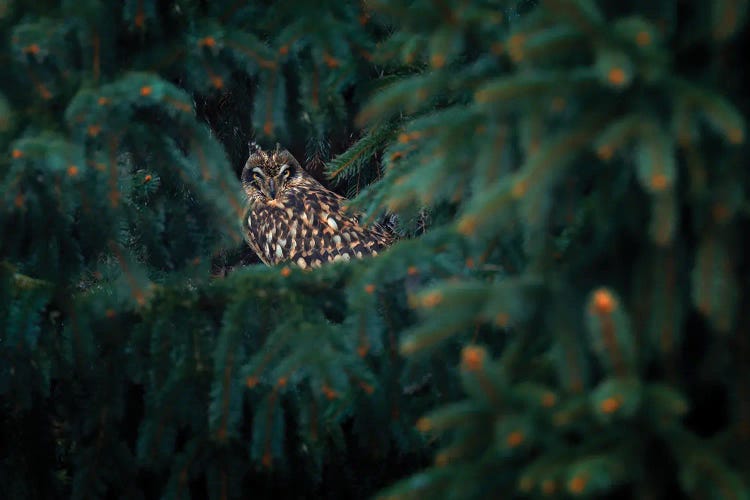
[
  {"x1": 279, "y1": 164, "x2": 292, "y2": 179},
  {"x1": 250, "y1": 167, "x2": 266, "y2": 187}
]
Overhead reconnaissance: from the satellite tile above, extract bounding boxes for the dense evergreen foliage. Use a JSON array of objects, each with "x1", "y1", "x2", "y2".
[{"x1": 1, "y1": 0, "x2": 749, "y2": 498}]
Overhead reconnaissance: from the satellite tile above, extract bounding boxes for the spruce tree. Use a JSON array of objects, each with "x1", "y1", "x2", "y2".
[{"x1": 1, "y1": 1, "x2": 748, "y2": 499}]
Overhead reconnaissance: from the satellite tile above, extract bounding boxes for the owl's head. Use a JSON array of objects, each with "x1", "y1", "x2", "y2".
[{"x1": 241, "y1": 144, "x2": 304, "y2": 201}]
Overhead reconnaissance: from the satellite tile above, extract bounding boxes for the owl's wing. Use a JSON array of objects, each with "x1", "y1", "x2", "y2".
[{"x1": 282, "y1": 182, "x2": 393, "y2": 269}]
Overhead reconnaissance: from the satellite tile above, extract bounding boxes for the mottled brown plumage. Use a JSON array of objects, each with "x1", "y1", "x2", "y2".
[{"x1": 241, "y1": 145, "x2": 393, "y2": 268}]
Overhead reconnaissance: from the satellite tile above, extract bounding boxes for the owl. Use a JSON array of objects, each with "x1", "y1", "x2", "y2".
[{"x1": 241, "y1": 145, "x2": 393, "y2": 269}]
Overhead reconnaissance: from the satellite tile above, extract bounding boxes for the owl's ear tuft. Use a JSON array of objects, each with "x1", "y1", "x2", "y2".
[
  {"x1": 278, "y1": 150, "x2": 302, "y2": 169},
  {"x1": 244, "y1": 152, "x2": 264, "y2": 169}
]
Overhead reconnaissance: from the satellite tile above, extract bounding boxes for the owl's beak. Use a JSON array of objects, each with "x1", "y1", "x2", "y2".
[{"x1": 268, "y1": 178, "x2": 276, "y2": 199}]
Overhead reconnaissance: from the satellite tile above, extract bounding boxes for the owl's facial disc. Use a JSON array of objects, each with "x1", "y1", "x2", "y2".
[{"x1": 250, "y1": 164, "x2": 293, "y2": 200}]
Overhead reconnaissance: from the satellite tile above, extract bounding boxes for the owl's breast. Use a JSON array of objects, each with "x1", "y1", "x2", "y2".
[{"x1": 245, "y1": 198, "x2": 298, "y2": 265}]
